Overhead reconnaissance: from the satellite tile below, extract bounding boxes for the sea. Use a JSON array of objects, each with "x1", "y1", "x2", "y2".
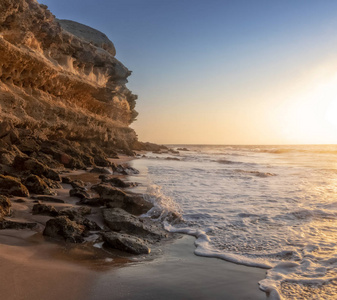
[{"x1": 129, "y1": 144, "x2": 337, "y2": 300}]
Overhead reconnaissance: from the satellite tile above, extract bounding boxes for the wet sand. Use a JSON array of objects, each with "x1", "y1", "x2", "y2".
[
  {"x1": 0, "y1": 231, "x2": 266, "y2": 300},
  {"x1": 88, "y1": 235, "x2": 267, "y2": 300}
]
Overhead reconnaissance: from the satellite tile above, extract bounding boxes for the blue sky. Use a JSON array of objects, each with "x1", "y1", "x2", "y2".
[{"x1": 41, "y1": 0, "x2": 337, "y2": 144}]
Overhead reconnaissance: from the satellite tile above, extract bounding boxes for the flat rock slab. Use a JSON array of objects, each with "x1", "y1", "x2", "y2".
[
  {"x1": 102, "y1": 208, "x2": 166, "y2": 240},
  {"x1": 0, "y1": 220, "x2": 37, "y2": 230},
  {"x1": 102, "y1": 232, "x2": 150, "y2": 255},
  {"x1": 93, "y1": 184, "x2": 153, "y2": 215}
]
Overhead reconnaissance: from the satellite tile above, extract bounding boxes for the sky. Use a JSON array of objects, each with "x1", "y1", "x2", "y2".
[{"x1": 40, "y1": 0, "x2": 337, "y2": 145}]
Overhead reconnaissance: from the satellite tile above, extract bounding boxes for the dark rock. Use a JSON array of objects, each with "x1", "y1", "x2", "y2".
[
  {"x1": 42, "y1": 177, "x2": 62, "y2": 189},
  {"x1": 17, "y1": 138, "x2": 40, "y2": 155},
  {"x1": 91, "y1": 184, "x2": 126, "y2": 201},
  {"x1": 61, "y1": 176, "x2": 72, "y2": 184},
  {"x1": 92, "y1": 184, "x2": 152, "y2": 214},
  {"x1": 0, "y1": 175, "x2": 29, "y2": 197},
  {"x1": 69, "y1": 188, "x2": 90, "y2": 199},
  {"x1": 165, "y1": 157, "x2": 180, "y2": 161},
  {"x1": 43, "y1": 169, "x2": 61, "y2": 182},
  {"x1": 58, "y1": 208, "x2": 79, "y2": 220},
  {"x1": 99, "y1": 175, "x2": 137, "y2": 188},
  {"x1": 32, "y1": 196, "x2": 65, "y2": 203},
  {"x1": 78, "y1": 206, "x2": 91, "y2": 215},
  {"x1": 102, "y1": 208, "x2": 162, "y2": 238},
  {"x1": 0, "y1": 220, "x2": 37, "y2": 230},
  {"x1": 77, "y1": 197, "x2": 104, "y2": 206},
  {"x1": 119, "y1": 195, "x2": 153, "y2": 215},
  {"x1": 0, "y1": 195, "x2": 11, "y2": 218},
  {"x1": 112, "y1": 164, "x2": 139, "y2": 175},
  {"x1": 12, "y1": 156, "x2": 60, "y2": 181},
  {"x1": 103, "y1": 232, "x2": 150, "y2": 255},
  {"x1": 23, "y1": 175, "x2": 54, "y2": 195},
  {"x1": 70, "y1": 180, "x2": 85, "y2": 189},
  {"x1": 90, "y1": 167, "x2": 112, "y2": 174},
  {"x1": 43, "y1": 216, "x2": 85, "y2": 243},
  {"x1": 82, "y1": 218, "x2": 101, "y2": 231},
  {"x1": 40, "y1": 145, "x2": 86, "y2": 170},
  {"x1": 32, "y1": 203, "x2": 58, "y2": 216},
  {"x1": 58, "y1": 208, "x2": 100, "y2": 231}
]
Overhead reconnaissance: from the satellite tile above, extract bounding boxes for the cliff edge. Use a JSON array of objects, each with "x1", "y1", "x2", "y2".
[{"x1": 0, "y1": 0, "x2": 138, "y2": 160}]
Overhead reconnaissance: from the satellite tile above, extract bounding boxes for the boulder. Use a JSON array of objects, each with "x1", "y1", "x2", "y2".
[
  {"x1": 61, "y1": 176, "x2": 72, "y2": 184},
  {"x1": 91, "y1": 184, "x2": 126, "y2": 202},
  {"x1": 32, "y1": 203, "x2": 58, "y2": 216},
  {"x1": 23, "y1": 175, "x2": 54, "y2": 195},
  {"x1": 93, "y1": 184, "x2": 153, "y2": 214},
  {"x1": 0, "y1": 175, "x2": 29, "y2": 197},
  {"x1": 69, "y1": 188, "x2": 90, "y2": 199},
  {"x1": 102, "y1": 232, "x2": 150, "y2": 255},
  {"x1": 43, "y1": 216, "x2": 85, "y2": 243},
  {"x1": 0, "y1": 195, "x2": 11, "y2": 218},
  {"x1": 102, "y1": 208, "x2": 161, "y2": 238},
  {"x1": 59, "y1": 208, "x2": 100, "y2": 231},
  {"x1": 70, "y1": 180, "x2": 85, "y2": 189}
]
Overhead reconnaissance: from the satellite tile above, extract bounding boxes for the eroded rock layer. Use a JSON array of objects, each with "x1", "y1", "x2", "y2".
[{"x1": 0, "y1": 0, "x2": 138, "y2": 151}]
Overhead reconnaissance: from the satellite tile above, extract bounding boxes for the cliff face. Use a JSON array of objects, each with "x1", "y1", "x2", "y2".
[{"x1": 0, "y1": 0, "x2": 138, "y2": 151}]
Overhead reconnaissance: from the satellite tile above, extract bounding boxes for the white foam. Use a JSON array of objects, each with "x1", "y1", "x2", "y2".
[{"x1": 132, "y1": 145, "x2": 337, "y2": 298}]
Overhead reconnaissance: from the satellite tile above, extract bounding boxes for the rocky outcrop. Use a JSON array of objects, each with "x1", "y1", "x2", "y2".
[{"x1": 0, "y1": 0, "x2": 138, "y2": 153}]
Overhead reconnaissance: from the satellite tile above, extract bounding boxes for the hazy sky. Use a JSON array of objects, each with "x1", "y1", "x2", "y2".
[{"x1": 41, "y1": 0, "x2": 337, "y2": 144}]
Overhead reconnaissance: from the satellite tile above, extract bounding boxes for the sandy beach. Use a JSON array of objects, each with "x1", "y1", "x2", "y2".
[{"x1": 0, "y1": 230, "x2": 266, "y2": 300}]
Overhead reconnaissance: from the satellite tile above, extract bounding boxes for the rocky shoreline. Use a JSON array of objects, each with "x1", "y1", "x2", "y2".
[{"x1": 0, "y1": 121, "x2": 179, "y2": 259}]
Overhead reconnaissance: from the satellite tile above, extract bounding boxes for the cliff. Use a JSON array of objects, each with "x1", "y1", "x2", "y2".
[{"x1": 0, "y1": 0, "x2": 138, "y2": 157}]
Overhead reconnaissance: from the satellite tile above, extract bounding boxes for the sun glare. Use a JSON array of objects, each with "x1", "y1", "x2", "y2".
[{"x1": 325, "y1": 99, "x2": 337, "y2": 129}]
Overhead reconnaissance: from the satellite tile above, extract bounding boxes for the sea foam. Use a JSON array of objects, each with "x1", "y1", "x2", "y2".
[{"x1": 132, "y1": 144, "x2": 337, "y2": 299}]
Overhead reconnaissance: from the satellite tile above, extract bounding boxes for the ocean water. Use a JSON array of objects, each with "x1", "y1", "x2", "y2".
[{"x1": 130, "y1": 145, "x2": 337, "y2": 300}]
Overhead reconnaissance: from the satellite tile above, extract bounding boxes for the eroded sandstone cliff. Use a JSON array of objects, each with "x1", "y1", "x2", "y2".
[{"x1": 0, "y1": 0, "x2": 138, "y2": 153}]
